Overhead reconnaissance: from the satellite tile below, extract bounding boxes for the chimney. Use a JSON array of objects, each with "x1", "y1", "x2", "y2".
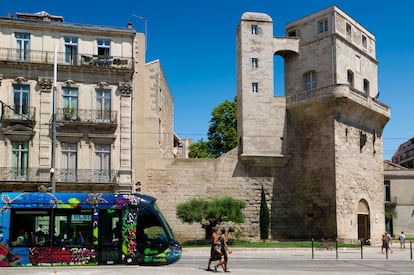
[
  {"x1": 7, "y1": 13, "x2": 13, "y2": 18},
  {"x1": 127, "y1": 22, "x2": 133, "y2": 29}
]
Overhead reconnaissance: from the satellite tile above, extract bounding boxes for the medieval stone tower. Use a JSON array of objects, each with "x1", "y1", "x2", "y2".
[{"x1": 237, "y1": 6, "x2": 390, "y2": 243}]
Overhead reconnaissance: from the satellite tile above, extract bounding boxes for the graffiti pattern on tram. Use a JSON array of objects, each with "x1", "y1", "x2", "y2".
[
  {"x1": 29, "y1": 247, "x2": 96, "y2": 265},
  {"x1": 0, "y1": 243, "x2": 22, "y2": 266},
  {"x1": 122, "y1": 195, "x2": 140, "y2": 264}
]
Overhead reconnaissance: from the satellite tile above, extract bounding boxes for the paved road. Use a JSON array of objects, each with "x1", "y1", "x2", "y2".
[{"x1": 2, "y1": 245, "x2": 414, "y2": 274}]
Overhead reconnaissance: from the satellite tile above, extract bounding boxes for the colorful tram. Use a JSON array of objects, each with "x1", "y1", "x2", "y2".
[{"x1": 0, "y1": 192, "x2": 182, "y2": 266}]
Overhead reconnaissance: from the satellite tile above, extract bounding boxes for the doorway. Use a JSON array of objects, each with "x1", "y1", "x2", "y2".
[{"x1": 357, "y1": 200, "x2": 370, "y2": 243}]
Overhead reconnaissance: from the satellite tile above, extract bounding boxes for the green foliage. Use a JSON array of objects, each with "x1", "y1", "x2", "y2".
[
  {"x1": 189, "y1": 98, "x2": 237, "y2": 158},
  {"x1": 176, "y1": 196, "x2": 246, "y2": 239},
  {"x1": 260, "y1": 185, "x2": 270, "y2": 241},
  {"x1": 207, "y1": 99, "x2": 237, "y2": 157},
  {"x1": 188, "y1": 139, "x2": 210, "y2": 158}
]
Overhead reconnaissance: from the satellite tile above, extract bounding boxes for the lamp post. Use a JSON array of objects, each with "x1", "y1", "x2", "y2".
[
  {"x1": 51, "y1": 45, "x2": 57, "y2": 193},
  {"x1": 131, "y1": 14, "x2": 147, "y2": 53}
]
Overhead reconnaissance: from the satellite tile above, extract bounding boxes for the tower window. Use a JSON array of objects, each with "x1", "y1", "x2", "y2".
[
  {"x1": 346, "y1": 23, "x2": 352, "y2": 38},
  {"x1": 252, "y1": 82, "x2": 259, "y2": 93},
  {"x1": 363, "y1": 79, "x2": 369, "y2": 93},
  {"x1": 347, "y1": 70, "x2": 354, "y2": 87},
  {"x1": 251, "y1": 58, "x2": 258, "y2": 68},
  {"x1": 317, "y1": 18, "x2": 328, "y2": 33},
  {"x1": 362, "y1": 35, "x2": 367, "y2": 49},
  {"x1": 251, "y1": 25, "x2": 258, "y2": 35},
  {"x1": 303, "y1": 71, "x2": 316, "y2": 91}
]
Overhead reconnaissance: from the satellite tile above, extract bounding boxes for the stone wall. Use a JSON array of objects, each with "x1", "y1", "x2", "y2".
[{"x1": 141, "y1": 149, "x2": 276, "y2": 242}]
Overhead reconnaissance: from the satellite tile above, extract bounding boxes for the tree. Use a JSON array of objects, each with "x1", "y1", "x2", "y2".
[
  {"x1": 260, "y1": 185, "x2": 270, "y2": 241},
  {"x1": 207, "y1": 99, "x2": 237, "y2": 157},
  {"x1": 176, "y1": 196, "x2": 246, "y2": 239},
  {"x1": 189, "y1": 98, "x2": 237, "y2": 158},
  {"x1": 188, "y1": 139, "x2": 209, "y2": 158}
]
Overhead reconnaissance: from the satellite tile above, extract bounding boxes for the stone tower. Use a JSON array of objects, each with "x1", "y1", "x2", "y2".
[{"x1": 237, "y1": 6, "x2": 390, "y2": 243}]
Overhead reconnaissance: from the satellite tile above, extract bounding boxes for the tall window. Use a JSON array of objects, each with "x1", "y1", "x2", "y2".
[
  {"x1": 62, "y1": 87, "x2": 78, "y2": 120},
  {"x1": 11, "y1": 142, "x2": 28, "y2": 180},
  {"x1": 346, "y1": 23, "x2": 352, "y2": 38},
  {"x1": 251, "y1": 25, "x2": 258, "y2": 35},
  {"x1": 64, "y1": 37, "x2": 78, "y2": 65},
  {"x1": 303, "y1": 71, "x2": 316, "y2": 91},
  {"x1": 61, "y1": 143, "x2": 77, "y2": 182},
  {"x1": 252, "y1": 82, "x2": 259, "y2": 93},
  {"x1": 363, "y1": 79, "x2": 370, "y2": 93},
  {"x1": 95, "y1": 144, "x2": 111, "y2": 182},
  {"x1": 15, "y1": 32, "x2": 30, "y2": 61},
  {"x1": 317, "y1": 18, "x2": 328, "y2": 33},
  {"x1": 97, "y1": 39, "x2": 110, "y2": 57},
  {"x1": 251, "y1": 58, "x2": 258, "y2": 68},
  {"x1": 347, "y1": 70, "x2": 354, "y2": 87},
  {"x1": 13, "y1": 84, "x2": 30, "y2": 117},
  {"x1": 384, "y1": 180, "x2": 391, "y2": 202},
  {"x1": 96, "y1": 89, "x2": 111, "y2": 122},
  {"x1": 362, "y1": 35, "x2": 367, "y2": 49}
]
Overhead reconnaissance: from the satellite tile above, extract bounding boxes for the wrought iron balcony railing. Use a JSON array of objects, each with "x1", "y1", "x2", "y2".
[
  {"x1": 0, "y1": 47, "x2": 133, "y2": 70},
  {"x1": 0, "y1": 167, "x2": 118, "y2": 183},
  {"x1": 0, "y1": 106, "x2": 36, "y2": 126},
  {"x1": 56, "y1": 108, "x2": 117, "y2": 124}
]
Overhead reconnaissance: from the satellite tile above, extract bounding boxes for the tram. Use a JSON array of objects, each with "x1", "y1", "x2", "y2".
[{"x1": 0, "y1": 192, "x2": 181, "y2": 267}]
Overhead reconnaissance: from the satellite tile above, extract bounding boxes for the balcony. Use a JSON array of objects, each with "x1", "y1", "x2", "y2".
[
  {"x1": 56, "y1": 108, "x2": 117, "y2": 131},
  {"x1": 0, "y1": 106, "x2": 36, "y2": 127},
  {"x1": 385, "y1": 196, "x2": 397, "y2": 206},
  {"x1": 0, "y1": 167, "x2": 118, "y2": 183},
  {"x1": 0, "y1": 47, "x2": 133, "y2": 70}
]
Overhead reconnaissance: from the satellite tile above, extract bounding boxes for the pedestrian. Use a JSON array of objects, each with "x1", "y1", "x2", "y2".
[
  {"x1": 207, "y1": 226, "x2": 221, "y2": 271},
  {"x1": 215, "y1": 227, "x2": 231, "y2": 272},
  {"x1": 382, "y1": 231, "x2": 393, "y2": 254},
  {"x1": 399, "y1": 231, "x2": 406, "y2": 250}
]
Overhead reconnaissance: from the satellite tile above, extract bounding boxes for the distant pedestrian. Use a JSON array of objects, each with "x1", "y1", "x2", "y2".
[
  {"x1": 399, "y1": 231, "x2": 406, "y2": 250},
  {"x1": 382, "y1": 231, "x2": 393, "y2": 254}
]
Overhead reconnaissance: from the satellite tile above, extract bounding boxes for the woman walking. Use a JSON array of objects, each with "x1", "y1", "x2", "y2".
[
  {"x1": 207, "y1": 227, "x2": 221, "y2": 271},
  {"x1": 215, "y1": 227, "x2": 230, "y2": 272}
]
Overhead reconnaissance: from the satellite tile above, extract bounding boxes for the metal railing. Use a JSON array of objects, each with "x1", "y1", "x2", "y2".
[
  {"x1": 0, "y1": 105, "x2": 36, "y2": 122},
  {"x1": 56, "y1": 108, "x2": 117, "y2": 124},
  {"x1": 0, "y1": 47, "x2": 133, "y2": 69},
  {"x1": 0, "y1": 167, "x2": 118, "y2": 183}
]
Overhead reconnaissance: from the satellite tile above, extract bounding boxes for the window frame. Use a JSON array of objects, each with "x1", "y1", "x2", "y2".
[
  {"x1": 251, "y1": 25, "x2": 258, "y2": 35},
  {"x1": 64, "y1": 36, "x2": 78, "y2": 65},
  {"x1": 347, "y1": 70, "x2": 354, "y2": 87},
  {"x1": 11, "y1": 141, "x2": 29, "y2": 180},
  {"x1": 60, "y1": 142, "x2": 78, "y2": 182},
  {"x1": 251, "y1": 57, "x2": 258, "y2": 69},
  {"x1": 15, "y1": 32, "x2": 30, "y2": 61},
  {"x1": 251, "y1": 82, "x2": 259, "y2": 93},
  {"x1": 317, "y1": 18, "x2": 328, "y2": 34},
  {"x1": 97, "y1": 39, "x2": 111, "y2": 57},
  {"x1": 303, "y1": 71, "x2": 316, "y2": 91},
  {"x1": 363, "y1": 79, "x2": 369, "y2": 93},
  {"x1": 362, "y1": 35, "x2": 367, "y2": 49}
]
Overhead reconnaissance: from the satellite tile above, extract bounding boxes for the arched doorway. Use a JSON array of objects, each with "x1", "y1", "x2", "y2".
[{"x1": 357, "y1": 199, "x2": 370, "y2": 243}]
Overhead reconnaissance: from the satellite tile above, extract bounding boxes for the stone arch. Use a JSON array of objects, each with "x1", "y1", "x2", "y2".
[{"x1": 357, "y1": 199, "x2": 371, "y2": 243}]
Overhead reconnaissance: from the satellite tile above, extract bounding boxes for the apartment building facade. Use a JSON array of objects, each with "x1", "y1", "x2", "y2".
[{"x1": 0, "y1": 11, "x2": 174, "y2": 194}]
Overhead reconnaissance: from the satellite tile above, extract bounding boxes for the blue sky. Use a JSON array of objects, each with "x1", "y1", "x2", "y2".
[{"x1": 1, "y1": 0, "x2": 412, "y2": 160}]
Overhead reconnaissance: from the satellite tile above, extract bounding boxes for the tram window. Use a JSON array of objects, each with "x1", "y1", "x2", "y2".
[
  {"x1": 138, "y1": 205, "x2": 170, "y2": 245},
  {"x1": 10, "y1": 210, "x2": 50, "y2": 247},
  {"x1": 54, "y1": 210, "x2": 93, "y2": 246}
]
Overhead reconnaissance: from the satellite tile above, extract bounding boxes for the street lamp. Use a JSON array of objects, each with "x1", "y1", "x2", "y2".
[{"x1": 131, "y1": 14, "x2": 147, "y2": 52}]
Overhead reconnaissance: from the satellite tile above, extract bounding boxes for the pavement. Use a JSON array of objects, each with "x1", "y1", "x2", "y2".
[{"x1": 1, "y1": 244, "x2": 414, "y2": 275}]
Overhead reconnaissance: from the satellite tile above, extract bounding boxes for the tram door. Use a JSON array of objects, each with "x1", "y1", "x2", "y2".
[{"x1": 99, "y1": 209, "x2": 122, "y2": 264}]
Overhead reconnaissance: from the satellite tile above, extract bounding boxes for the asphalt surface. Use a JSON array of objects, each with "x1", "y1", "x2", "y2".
[{"x1": 2, "y1": 245, "x2": 414, "y2": 275}]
